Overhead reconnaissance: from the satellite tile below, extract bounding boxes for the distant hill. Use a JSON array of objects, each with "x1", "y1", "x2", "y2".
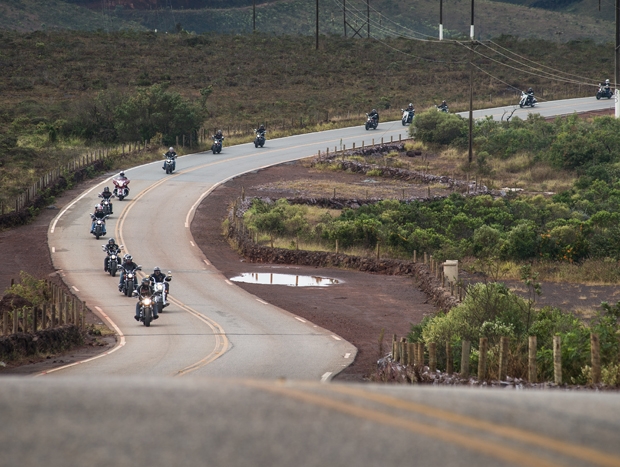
[{"x1": 0, "y1": 0, "x2": 615, "y2": 43}]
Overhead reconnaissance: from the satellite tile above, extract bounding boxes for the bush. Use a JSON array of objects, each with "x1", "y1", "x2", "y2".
[{"x1": 411, "y1": 110, "x2": 467, "y2": 146}]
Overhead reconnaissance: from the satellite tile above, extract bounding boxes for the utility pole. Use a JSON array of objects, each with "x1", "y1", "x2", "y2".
[
  {"x1": 614, "y1": 0, "x2": 620, "y2": 118},
  {"x1": 343, "y1": 0, "x2": 347, "y2": 37},
  {"x1": 316, "y1": 0, "x2": 319, "y2": 50},
  {"x1": 439, "y1": 0, "x2": 443, "y2": 40},
  {"x1": 367, "y1": 0, "x2": 370, "y2": 38},
  {"x1": 470, "y1": 0, "x2": 475, "y2": 40}
]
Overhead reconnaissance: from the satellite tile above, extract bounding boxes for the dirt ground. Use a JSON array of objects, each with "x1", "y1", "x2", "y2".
[{"x1": 3, "y1": 153, "x2": 620, "y2": 379}]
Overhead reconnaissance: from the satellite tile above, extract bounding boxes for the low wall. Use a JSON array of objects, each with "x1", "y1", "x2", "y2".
[
  {"x1": 0, "y1": 325, "x2": 84, "y2": 361},
  {"x1": 229, "y1": 223, "x2": 459, "y2": 312}
]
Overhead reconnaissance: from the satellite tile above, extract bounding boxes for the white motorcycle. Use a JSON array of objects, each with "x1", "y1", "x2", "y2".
[
  {"x1": 152, "y1": 272, "x2": 172, "y2": 315},
  {"x1": 401, "y1": 108, "x2": 415, "y2": 126},
  {"x1": 519, "y1": 91, "x2": 536, "y2": 108}
]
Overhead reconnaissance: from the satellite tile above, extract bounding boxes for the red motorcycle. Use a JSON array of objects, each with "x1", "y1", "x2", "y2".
[{"x1": 113, "y1": 173, "x2": 131, "y2": 201}]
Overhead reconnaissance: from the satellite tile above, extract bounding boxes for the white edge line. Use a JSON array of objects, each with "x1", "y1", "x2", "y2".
[
  {"x1": 225, "y1": 280, "x2": 233, "y2": 285},
  {"x1": 331, "y1": 335, "x2": 341, "y2": 341},
  {"x1": 256, "y1": 299, "x2": 268, "y2": 305},
  {"x1": 320, "y1": 372, "x2": 332, "y2": 383},
  {"x1": 35, "y1": 305, "x2": 126, "y2": 377},
  {"x1": 72, "y1": 286, "x2": 79, "y2": 292},
  {"x1": 344, "y1": 353, "x2": 351, "y2": 359},
  {"x1": 190, "y1": 241, "x2": 195, "y2": 246},
  {"x1": 51, "y1": 247, "x2": 55, "y2": 253},
  {"x1": 295, "y1": 317, "x2": 307, "y2": 323}
]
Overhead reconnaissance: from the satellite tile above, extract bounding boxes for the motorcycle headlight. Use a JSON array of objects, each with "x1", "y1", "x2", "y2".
[
  {"x1": 143, "y1": 298, "x2": 152, "y2": 305},
  {"x1": 111, "y1": 255, "x2": 116, "y2": 260},
  {"x1": 128, "y1": 273, "x2": 133, "y2": 278}
]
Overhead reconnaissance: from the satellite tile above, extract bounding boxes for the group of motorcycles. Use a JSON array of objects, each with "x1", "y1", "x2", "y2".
[{"x1": 88, "y1": 171, "x2": 172, "y2": 327}]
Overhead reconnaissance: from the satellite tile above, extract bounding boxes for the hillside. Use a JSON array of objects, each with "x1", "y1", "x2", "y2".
[{"x1": 0, "y1": 0, "x2": 614, "y2": 43}]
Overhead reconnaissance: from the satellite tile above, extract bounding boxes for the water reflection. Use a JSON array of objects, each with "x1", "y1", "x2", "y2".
[{"x1": 230, "y1": 273, "x2": 340, "y2": 287}]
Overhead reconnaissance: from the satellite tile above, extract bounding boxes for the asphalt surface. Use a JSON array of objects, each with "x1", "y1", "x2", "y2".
[{"x1": 3, "y1": 96, "x2": 617, "y2": 466}]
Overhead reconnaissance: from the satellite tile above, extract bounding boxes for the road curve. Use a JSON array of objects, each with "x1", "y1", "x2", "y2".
[{"x1": 45, "y1": 96, "x2": 614, "y2": 379}]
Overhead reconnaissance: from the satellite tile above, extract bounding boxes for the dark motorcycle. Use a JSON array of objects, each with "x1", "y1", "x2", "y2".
[
  {"x1": 519, "y1": 91, "x2": 536, "y2": 108},
  {"x1": 90, "y1": 214, "x2": 109, "y2": 240},
  {"x1": 98, "y1": 195, "x2": 114, "y2": 215},
  {"x1": 118, "y1": 265, "x2": 141, "y2": 297},
  {"x1": 211, "y1": 136, "x2": 223, "y2": 154},
  {"x1": 164, "y1": 155, "x2": 176, "y2": 174},
  {"x1": 401, "y1": 108, "x2": 415, "y2": 125},
  {"x1": 365, "y1": 114, "x2": 379, "y2": 131},
  {"x1": 596, "y1": 86, "x2": 613, "y2": 100},
  {"x1": 254, "y1": 130, "x2": 266, "y2": 148},
  {"x1": 137, "y1": 294, "x2": 154, "y2": 327},
  {"x1": 436, "y1": 105, "x2": 449, "y2": 113},
  {"x1": 152, "y1": 272, "x2": 172, "y2": 315},
  {"x1": 102, "y1": 244, "x2": 123, "y2": 277}
]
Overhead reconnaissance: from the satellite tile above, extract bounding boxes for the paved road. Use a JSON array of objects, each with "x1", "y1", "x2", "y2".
[
  {"x1": 2, "y1": 377, "x2": 619, "y2": 467},
  {"x1": 8, "y1": 96, "x2": 614, "y2": 465}
]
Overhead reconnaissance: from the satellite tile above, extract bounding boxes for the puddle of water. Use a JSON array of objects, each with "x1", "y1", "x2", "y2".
[{"x1": 230, "y1": 273, "x2": 340, "y2": 287}]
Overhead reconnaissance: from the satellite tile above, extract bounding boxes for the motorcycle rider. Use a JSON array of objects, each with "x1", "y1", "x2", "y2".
[
  {"x1": 256, "y1": 124, "x2": 266, "y2": 137},
  {"x1": 103, "y1": 237, "x2": 122, "y2": 272},
  {"x1": 113, "y1": 171, "x2": 130, "y2": 197},
  {"x1": 98, "y1": 186, "x2": 114, "y2": 214},
  {"x1": 90, "y1": 204, "x2": 107, "y2": 234},
  {"x1": 368, "y1": 108, "x2": 379, "y2": 124},
  {"x1": 118, "y1": 254, "x2": 139, "y2": 293},
  {"x1": 406, "y1": 103, "x2": 414, "y2": 112},
  {"x1": 526, "y1": 87, "x2": 535, "y2": 105},
  {"x1": 603, "y1": 79, "x2": 611, "y2": 93},
  {"x1": 149, "y1": 266, "x2": 171, "y2": 308},
  {"x1": 438, "y1": 100, "x2": 449, "y2": 112},
  {"x1": 163, "y1": 146, "x2": 177, "y2": 171},
  {"x1": 135, "y1": 277, "x2": 158, "y2": 321}
]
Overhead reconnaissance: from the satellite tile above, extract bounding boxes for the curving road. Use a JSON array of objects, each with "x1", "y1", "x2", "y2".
[
  {"x1": 3, "y1": 96, "x2": 615, "y2": 465},
  {"x1": 44, "y1": 96, "x2": 614, "y2": 379}
]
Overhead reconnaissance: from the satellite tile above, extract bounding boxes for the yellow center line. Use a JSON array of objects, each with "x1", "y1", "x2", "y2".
[
  {"x1": 242, "y1": 380, "x2": 563, "y2": 467},
  {"x1": 321, "y1": 384, "x2": 620, "y2": 467}
]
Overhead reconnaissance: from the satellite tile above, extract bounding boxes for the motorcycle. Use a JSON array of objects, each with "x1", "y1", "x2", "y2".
[
  {"x1": 102, "y1": 244, "x2": 123, "y2": 277},
  {"x1": 401, "y1": 108, "x2": 415, "y2": 126},
  {"x1": 152, "y1": 272, "x2": 172, "y2": 315},
  {"x1": 211, "y1": 136, "x2": 223, "y2": 154},
  {"x1": 98, "y1": 195, "x2": 114, "y2": 215},
  {"x1": 137, "y1": 294, "x2": 154, "y2": 327},
  {"x1": 254, "y1": 130, "x2": 266, "y2": 148},
  {"x1": 596, "y1": 86, "x2": 613, "y2": 100},
  {"x1": 163, "y1": 155, "x2": 176, "y2": 174},
  {"x1": 519, "y1": 91, "x2": 536, "y2": 108},
  {"x1": 113, "y1": 177, "x2": 130, "y2": 201},
  {"x1": 365, "y1": 114, "x2": 379, "y2": 131},
  {"x1": 90, "y1": 214, "x2": 109, "y2": 240},
  {"x1": 436, "y1": 105, "x2": 449, "y2": 113},
  {"x1": 118, "y1": 265, "x2": 141, "y2": 297}
]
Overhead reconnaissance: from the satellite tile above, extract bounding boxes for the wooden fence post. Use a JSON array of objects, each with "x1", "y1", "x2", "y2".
[
  {"x1": 417, "y1": 342, "x2": 425, "y2": 367},
  {"x1": 446, "y1": 342, "x2": 453, "y2": 375},
  {"x1": 33, "y1": 306, "x2": 38, "y2": 332},
  {"x1": 553, "y1": 335, "x2": 562, "y2": 384},
  {"x1": 42, "y1": 303, "x2": 47, "y2": 330},
  {"x1": 51, "y1": 304, "x2": 56, "y2": 328},
  {"x1": 498, "y1": 336, "x2": 509, "y2": 381},
  {"x1": 591, "y1": 333, "x2": 601, "y2": 384},
  {"x1": 478, "y1": 337, "x2": 488, "y2": 380},
  {"x1": 82, "y1": 301, "x2": 86, "y2": 330},
  {"x1": 528, "y1": 336, "x2": 537, "y2": 383},
  {"x1": 460, "y1": 340, "x2": 471, "y2": 376},
  {"x1": 13, "y1": 309, "x2": 18, "y2": 333},
  {"x1": 400, "y1": 338, "x2": 407, "y2": 364},
  {"x1": 393, "y1": 336, "x2": 400, "y2": 363},
  {"x1": 407, "y1": 342, "x2": 414, "y2": 366},
  {"x1": 428, "y1": 342, "x2": 436, "y2": 372}
]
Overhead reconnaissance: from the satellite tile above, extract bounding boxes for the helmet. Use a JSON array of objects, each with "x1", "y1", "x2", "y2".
[
  {"x1": 153, "y1": 266, "x2": 161, "y2": 273},
  {"x1": 96, "y1": 204, "x2": 103, "y2": 212},
  {"x1": 606, "y1": 79, "x2": 610, "y2": 84},
  {"x1": 409, "y1": 103, "x2": 413, "y2": 107},
  {"x1": 442, "y1": 100, "x2": 446, "y2": 105},
  {"x1": 124, "y1": 254, "x2": 132, "y2": 262},
  {"x1": 119, "y1": 171, "x2": 125, "y2": 177},
  {"x1": 141, "y1": 277, "x2": 150, "y2": 285},
  {"x1": 103, "y1": 186, "x2": 110, "y2": 193},
  {"x1": 259, "y1": 124, "x2": 265, "y2": 130},
  {"x1": 108, "y1": 238, "x2": 115, "y2": 245},
  {"x1": 217, "y1": 129, "x2": 222, "y2": 135},
  {"x1": 372, "y1": 109, "x2": 377, "y2": 113},
  {"x1": 528, "y1": 87, "x2": 533, "y2": 93},
  {"x1": 169, "y1": 147, "x2": 174, "y2": 151}
]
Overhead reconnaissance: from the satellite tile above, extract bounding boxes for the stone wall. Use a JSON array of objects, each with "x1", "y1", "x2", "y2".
[{"x1": 0, "y1": 325, "x2": 84, "y2": 361}]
